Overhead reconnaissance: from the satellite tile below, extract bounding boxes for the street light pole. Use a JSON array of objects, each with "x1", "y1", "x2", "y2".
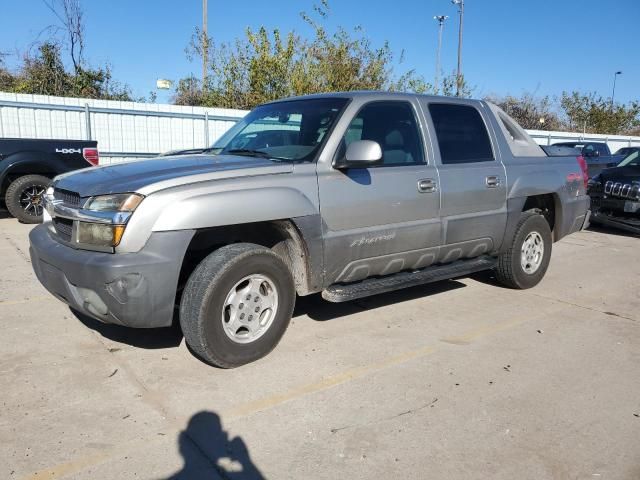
[
  {"x1": 611, "y1": 71, "x2": 622, "y2": 109},
  {"x1": 452, "y1": 0, "x2": 464, "y2": 97},
  {"x1": 434, "y1": 15, "x2": 448, "y2": 95},
  {"x1": 202, "y1": 0, "x2": 208, "y2": 87}
]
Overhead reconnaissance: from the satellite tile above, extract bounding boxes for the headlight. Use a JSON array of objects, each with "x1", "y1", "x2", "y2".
[
  {"x1": 77, "y1": 222, "x2": 126, "y2": 247},
  {"x1": 84, "y1": 193, "x2": 143, "y2": 212}
]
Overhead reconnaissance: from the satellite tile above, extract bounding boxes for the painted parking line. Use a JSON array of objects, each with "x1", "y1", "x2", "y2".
[{"x1": 20, "y1": 314, "x2": 533, "y2": 480}]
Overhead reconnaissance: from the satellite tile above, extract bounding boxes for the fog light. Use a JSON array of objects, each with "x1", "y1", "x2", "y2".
[
  {"x1": 77, "y1": 287, "x2": 109, "y2": 317},
  {"x1": 77, "y1": 222, "x2": 126, "y2": 247}
]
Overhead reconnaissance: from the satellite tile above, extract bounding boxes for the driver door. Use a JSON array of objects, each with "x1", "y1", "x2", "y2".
[{"x1": 317, "y1": 100, "x2": 441, "y2": 285}]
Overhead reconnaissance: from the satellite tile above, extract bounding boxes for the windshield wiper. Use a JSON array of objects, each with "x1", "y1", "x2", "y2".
[{"x1": 225, "y1": 149, "x2": 290, "y2": 161}]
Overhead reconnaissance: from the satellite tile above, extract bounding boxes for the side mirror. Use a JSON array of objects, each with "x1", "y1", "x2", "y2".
[{"x1": 335, "y1": 140, "x2": 382, "y2": 169}]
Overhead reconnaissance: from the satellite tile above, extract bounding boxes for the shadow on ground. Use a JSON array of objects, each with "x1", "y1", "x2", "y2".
[
  {"x1": 166, "y1": 410, "x2": 264, "y2": 480},
  {"x1": 586, "y1": 224, "x2": 639, "y2": 239},
  {"x1": 69, "y1": 279, "x2": 467, "y2": 350},
  {"x1": 70, "y1": 308, "x2": 183, "y2": 349},
  {"x1": 468, "y1": 269, "x2": 501, "y2": 287},
  {"x1": 294, "y1": 279, "x2": 467, "y2": 321}
]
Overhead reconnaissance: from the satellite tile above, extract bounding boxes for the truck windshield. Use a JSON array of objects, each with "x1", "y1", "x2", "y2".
[{"x1": 211, "y1": 98, "x2": 349, "y2": 162}]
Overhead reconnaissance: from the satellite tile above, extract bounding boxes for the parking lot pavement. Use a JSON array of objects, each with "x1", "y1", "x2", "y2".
[{"x1": 0, "y1": 217, "x2": 638, "y2": 480}]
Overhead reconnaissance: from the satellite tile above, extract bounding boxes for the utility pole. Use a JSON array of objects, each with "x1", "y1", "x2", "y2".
[
  {"x1": 434, "y1": 15, "x2": 448, "y2": 95},
  {"x1": 611, "y1": 71, "x2": 622, "y2": 109},
  {"x1": 202, "y1": 0, "x2": 208, "y2": 87},
  {"x1": 452, "y1": 0, "x2": 464, "y2": 97}
]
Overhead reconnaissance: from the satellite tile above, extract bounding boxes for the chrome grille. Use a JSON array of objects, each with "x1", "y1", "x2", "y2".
[
  {"x1": 604, "y1": 181, "x2": 640, "y2": 200},
  {"x1": 53, "y1": 188, "x2": 81, "y2": 207},
  {"x1": 53, "y1": 217, "x2": 73, "y2": 242}
]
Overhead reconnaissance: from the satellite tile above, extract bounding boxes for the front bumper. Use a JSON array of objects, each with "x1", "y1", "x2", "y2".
[{"x1": 29, "y1": 224, "x2": 195, "y2": 328}]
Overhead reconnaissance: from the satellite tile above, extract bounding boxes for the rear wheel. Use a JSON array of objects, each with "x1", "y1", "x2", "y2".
[
  {"x1": 495, "y1": 212, "x2": 552, "y2": 289},
  {"x1": 180, "y1": 243, "x2": 295, "y2": 368},
  {"x1": 5, "y1": 175, "x2": 51, "y2": 224}
]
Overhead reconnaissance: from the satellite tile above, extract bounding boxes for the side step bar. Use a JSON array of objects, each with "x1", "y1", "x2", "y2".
[{"x1": 322, "y1": 256, "x2": 497, "y2": 303}]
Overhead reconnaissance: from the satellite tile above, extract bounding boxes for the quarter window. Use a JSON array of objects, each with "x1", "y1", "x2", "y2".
[{"x1": 429, "y1": 104, "x2": 494, "y2": 164}]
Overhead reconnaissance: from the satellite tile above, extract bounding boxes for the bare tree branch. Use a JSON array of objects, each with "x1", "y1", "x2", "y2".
[{"x1": 42, "y1": 0, "x2": 85, "y2": 72}]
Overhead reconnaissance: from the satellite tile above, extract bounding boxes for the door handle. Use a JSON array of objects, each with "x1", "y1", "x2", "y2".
[
  {"x1": 485, "y1": 176, "x2": 500, "y2": 188},
  {"x1": 418, "y1": 178, "x2": 437, "y2": 193}
]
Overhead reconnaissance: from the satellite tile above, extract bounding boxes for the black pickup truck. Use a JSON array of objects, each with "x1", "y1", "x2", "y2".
[{"x1": 0, "y1": 138, "x2": 98, "y2": 223}]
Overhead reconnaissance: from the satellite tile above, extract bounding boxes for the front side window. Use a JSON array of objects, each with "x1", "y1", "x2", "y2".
[
  {"x1": 213, "y1": 98, "x2": 349, "y2": 162},
  {"x1": 337, "y1": 101, "x2": 425, "y2": 166},
  {"x1": 428, "y1": 103, "x2": 494, "y2": 164}
]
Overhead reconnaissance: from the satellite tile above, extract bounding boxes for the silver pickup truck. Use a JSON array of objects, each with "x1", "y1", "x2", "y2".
[{"x1": 29, "y1": 92, "x2": 590, "y2": 367}]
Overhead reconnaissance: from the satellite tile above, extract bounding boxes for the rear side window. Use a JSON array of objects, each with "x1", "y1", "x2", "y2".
[{"x1": 428, "y1": 104, "x2": 494, "y2": 164}]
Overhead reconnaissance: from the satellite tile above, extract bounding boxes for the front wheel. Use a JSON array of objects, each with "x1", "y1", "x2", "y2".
[
  {"x1": 495, "y1": 212, "x2": 552, "y2": 289},
  {"x1": 180, "y1": 243, "x2": 296, "y2": 368},
  {"x1": 5, "y1": 175, "x2": 51, "y2": 223}
]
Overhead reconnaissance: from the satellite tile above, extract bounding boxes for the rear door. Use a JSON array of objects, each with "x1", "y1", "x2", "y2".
[{"x1": 421, "y1": 101, "x2": 507, "y2": 262}]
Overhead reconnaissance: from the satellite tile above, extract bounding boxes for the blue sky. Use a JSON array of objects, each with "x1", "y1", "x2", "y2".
[{"x1": 1, "y1": 0, "x2": 638, "y2": 105}]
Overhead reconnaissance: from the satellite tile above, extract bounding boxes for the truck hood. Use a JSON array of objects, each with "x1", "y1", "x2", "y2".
[
  {"x1": 54, "y1": 154, "x2": 293, "y2": 197},
  {"x1": 598, "y1": 165, "x2": 640, "y2": 183}
]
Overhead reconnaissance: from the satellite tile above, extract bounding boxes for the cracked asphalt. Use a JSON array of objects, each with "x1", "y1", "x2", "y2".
[{"x1": 1, "y1": 215, "x2": 639, "y2": 480}]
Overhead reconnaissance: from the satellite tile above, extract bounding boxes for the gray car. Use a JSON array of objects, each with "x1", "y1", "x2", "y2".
[{"x1": 29, "y1": 92, "x2": 590, "y2": 367}]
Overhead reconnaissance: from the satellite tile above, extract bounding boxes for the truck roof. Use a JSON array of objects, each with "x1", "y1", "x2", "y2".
[{"x1": 263, "y1": 90, "x2": 484, "y2": 106}]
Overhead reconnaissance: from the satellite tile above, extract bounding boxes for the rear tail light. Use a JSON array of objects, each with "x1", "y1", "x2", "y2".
[
  {"x1": 83, "y1": 147, "x2": 100, "y2": 166},
  {"x1": 576, "y1": 155, "x2": 588, "y2": 189}
]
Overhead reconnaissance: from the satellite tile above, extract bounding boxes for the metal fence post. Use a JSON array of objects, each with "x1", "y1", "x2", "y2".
[
  {"x1": 84, "y1": 103, "x2": 92, "y2": 140},
  {"x1": 204, "y1": 111, "x2": 210, "y2": 147}
]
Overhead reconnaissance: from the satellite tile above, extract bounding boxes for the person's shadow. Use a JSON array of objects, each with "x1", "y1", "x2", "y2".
[{"x1": 166, "y1": 411, "x2": 264, "y2": 480}]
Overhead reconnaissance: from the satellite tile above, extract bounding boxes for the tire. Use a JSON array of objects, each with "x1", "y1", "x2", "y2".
[
  {"x1": 4, "y1": 175, "x2": 51, "y2": 224},
  {"x1": 495, "y1": 211, "x2": 552, "y2": 289},
  {"x1": 180, "y1": 243, "x2": 296, "y2": 368}
]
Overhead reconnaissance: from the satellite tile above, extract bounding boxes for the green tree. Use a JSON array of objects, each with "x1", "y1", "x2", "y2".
[
  {"x1": 560, "y1": 91, "x2": 640, "y2": 135},
  {"x1": 0, "y1": 54, "x2": 18, "y2": 92},
  {"x1": 176, "y1": 0, "x2": 434, "y2": 108},
  {"x1": 2, "y1": 41, "x2": 135, "y2": 100},
  {"x1": 441, "y1": 72, "x2": 473, "y2": 98}
]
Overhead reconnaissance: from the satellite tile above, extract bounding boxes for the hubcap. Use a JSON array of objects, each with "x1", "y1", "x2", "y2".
[
  {"x1": 19, "y1": 185, "x2": 47, "y2": 217},
  {"x1": 221, "y1": 274, "x2": 279, "y2": 344},
  {"x1": 521, "y1": 231, "x2": 544, "y2": 274}
]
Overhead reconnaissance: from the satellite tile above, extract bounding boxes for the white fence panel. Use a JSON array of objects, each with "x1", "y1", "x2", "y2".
[
  {"x1": 2, "y1": 91, "x2": 639, "y2": 165},
  {"x1": 0, "y1": 92, "x2": 246, "y2": 164}
]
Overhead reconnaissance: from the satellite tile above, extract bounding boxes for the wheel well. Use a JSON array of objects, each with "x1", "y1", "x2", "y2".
[
  {"x1": 1, "y1": 170, "x2": 56, "y2": 196},
  {"x1": 178, "y1": 220, "x2": 313, "y2": 298},
  {"x1": 522, "y1": 194, "x2": 558, "y2": 236}
]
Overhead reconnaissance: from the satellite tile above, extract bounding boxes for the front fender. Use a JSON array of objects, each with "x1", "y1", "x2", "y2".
[
  {"x1": 116, "y1": 185, "x2": 320, "y2": 253},
  {"x1": 152, "y1": 187, "x2": 319, "y2": 231}
]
